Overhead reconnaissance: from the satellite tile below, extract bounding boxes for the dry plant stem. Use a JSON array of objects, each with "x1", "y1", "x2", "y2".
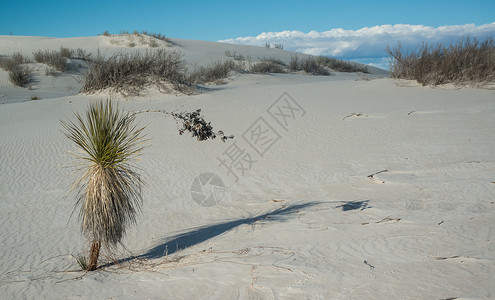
[
  {"x1": 132, "y1": 109, "x2": 234, "y2": 142},
  {"x1": 88, "y1": 240, "x2": 101, "y2": 271}
]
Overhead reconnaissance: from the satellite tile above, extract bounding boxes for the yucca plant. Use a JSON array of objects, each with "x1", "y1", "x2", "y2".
[{"x1": 62, "y1": 100, "x2": 147, "y2": 271}]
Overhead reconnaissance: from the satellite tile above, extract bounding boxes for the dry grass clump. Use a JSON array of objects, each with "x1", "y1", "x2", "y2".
[
  {"x1": 62, "y1": 100, "x2": 148, "y2": 271},
  {"x1": 9, "y1": 65, "x2": 33, "y2": 87},
  {"x1": 81, "y1": 50, "x2": 196, "y2": 96},
  {"x1": 250, "y1": 60, "x2": 286, "y2": 73},
  {"x1": 32, "y1": 47, "x2": 86, "y2": 72},
  {"x1": 387, "y1": 37, "x2": 495, "y2": 87},
  {"x1": 290, "y1": 56, "x2": 368, "y2": 74},
  {"x1": 316, "y1": 56, "x2": 369, "y2": 73},
  {"x1": 224, "y1": 50, "x2": 246, "y2": 61},
  {"x1": 33, "y1": 49, "x2": 67, "y2": 71},
  {"x1": 0, "y1": 52, "x2": 33, "y2": 87},
  {"x1": 289, "y1": 56, "x2": 331, "y2": 75},
  {"x1": 261, "y1": 57, "x2": 286, "y2": 66},
  {"x1": 190, "y1": 60, "x2": 236, "y2": 84},
  {"x1": 0, "y1": 52, "x2": 30, "y2": 71},
  {"x1": 140, "y1": 31, "x2": 169, "y2": 43}
]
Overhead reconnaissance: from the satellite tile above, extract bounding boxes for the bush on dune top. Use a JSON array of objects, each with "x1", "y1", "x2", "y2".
[
  {"x1": 81, "y1": 50, "x2": 196, "y2": 96},
  {"x1": 387, "y1": 37, "x2": 495, "y2": 87}
]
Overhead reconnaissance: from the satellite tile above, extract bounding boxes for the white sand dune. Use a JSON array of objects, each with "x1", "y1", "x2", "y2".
[{"x1": 0, "y1": 35, "x2": 494, "y2": 299}]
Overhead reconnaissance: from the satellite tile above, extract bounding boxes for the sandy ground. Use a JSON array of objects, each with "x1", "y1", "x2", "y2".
[{"x1": 0, "y1": 35, "x2": 494, "y2": 299}]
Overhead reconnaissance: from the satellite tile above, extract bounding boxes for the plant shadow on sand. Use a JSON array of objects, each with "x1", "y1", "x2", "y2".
[
  {"x1": 335, "y1": 200, "x2": 370, "y2": 211},
  {"x1": 107, "y1": 202, "x2": 321, "y2": 266},
  {"x1": 142, "y1": 202, "x2": 321, "y2": 259}
]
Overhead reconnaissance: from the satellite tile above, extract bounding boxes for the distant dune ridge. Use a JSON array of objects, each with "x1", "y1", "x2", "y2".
[{"x1": 0, "y1": 34, "x2": 494, "y2": 299}]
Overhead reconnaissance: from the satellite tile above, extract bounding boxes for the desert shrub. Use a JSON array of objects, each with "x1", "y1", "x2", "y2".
[
  {"x1": 33, "y1": 49, "x2": 68, "y2": 71},
  {"x1": 12, "y1": 52, "x2": 30, "y2": 64},
  {"x1": 224, "y1": 50, "x2": 245, "y2": 61},
  {"x1": 102, "y1": 30, "x2": 111, "y2": 36},
  {"x1": 289, "y1": 56, "x2": 300, "y2": 72},
  {"x1": 45, "y1": 66, "x2": 58, "y2": 76},
  {"x1": 148, "y1": 39, "x2": 159, "y2": 48},
  {"x1": 59, "y1": 46, "x2": 74, "y2": 58},
  {"x1": 140, "y1": 31, "x2": 172, "y2": 45},
  {"x1": 250, "y1": 61, "x2": 286, "y2": 73},
  {"x1": 33, "y1": 47, "x2": 91, "y2": 72},
  {"x1": 289, "y1": 56, "x2": 329, "y2": 75},
  {"x1": 290, "y1": 55, "x2": 367, "y2": 74},
  {"x1": 190, "y1": 60, "x2": 236, "y2": 84},
  {"x1": 387, "y1": 37, "x2": 495, "y2": 87},
  {"x1": 75, "y1": 48, "x2": 92, "y2": 60},
  {"x1": 299, "y1": 57, "x2": 331, "y2": 75},
  {"x1": 261, "y1": 57, "x2": 286, "y2": 66},
  {"x1": 317, "y1": 56, "x2": 369, "y2": 73},
  {"x1": 81, "y1": 50, "x2": 196, "y2": 96},
  {"x1": 9, "y1": 65, "x2": 32, "y2": 87},
  {"x1": 0, "y1": 52, "x2": 30, "y2": 71}
]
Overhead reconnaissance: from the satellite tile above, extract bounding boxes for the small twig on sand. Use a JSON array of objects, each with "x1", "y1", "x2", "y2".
[
  {"x1": 343, "y1": 112, "x2": 368, "y2": 120},
  {"x1": 367, "y1": 170, "x2": 388, "y2": 183},
  {"x1": 375, "y1": 216, "x2": 401, "y2": 224},
  {"x1": 363, "y1": 260, "x2": 375, "y2": 269}
]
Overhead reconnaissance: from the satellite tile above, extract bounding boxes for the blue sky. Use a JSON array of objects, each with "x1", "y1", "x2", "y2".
[{"x1": 1, "y1": 0, "x2": 494, "y2": 68}]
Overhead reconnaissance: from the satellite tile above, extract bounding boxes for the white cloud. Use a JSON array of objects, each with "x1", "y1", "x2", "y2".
[{"x1": 219, "y1": 23, "x2": 495, "y2": 69}]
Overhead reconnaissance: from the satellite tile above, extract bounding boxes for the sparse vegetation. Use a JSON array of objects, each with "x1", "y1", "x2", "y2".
[
  {"x1": 33, "y1": 48, "x2": 70, "y2": 71},
  {"x1": 9, "y1": 65, "x2": 32, "y2": 87},
  {"x1": 0, "y1": 52, "x2": 33, "y2": 87},
  {"x1": 74, "y1": 48, "x2": 93, "y2": 60},
  {"x1": 0, "y1": 52, "x2": 30, "y2": 71},
  {"x1": 289, "y1": 56, "x2": 331, "y2": 75},
  {"x1": 250, "y1": 60, "x2": 286, "y2": 73},
  {"x1": 190, "y1": 60, "x2": 236, "y2": 84},
  {"x1": 289, "y1": 56, "x2": 300, "y2": 72},
  {"x1": 387, "y1": 37, "x2": 495, "y2": 87},
  {"x1": 224, "y1": 50, "x2": 246, "y2": 61},
  {"x1": 289, "y1": 55, "x2": 367, "y2": 75},
  {"x1": 317, "y1": 56, "x2": 369, "y2": 73},
  {"x1": 81, "y1": 50, "x2": 196, "y2": 96},
  {"x1": 261, "y1": 57, "x2": 286, "y2": 66},
  {"x1": 273, "y1": 43, "x2": 284, "y2": 50},
  {"x1": 107, "y1": 31, "x2": 166, "y2": 48},
  {"x1": 140, "y1": 31, "x2": 170, "y2": 43},
  {"x1": 62, "y1": 100, "x2": 148, "y2": 271},
  {"x1": 76, "y1": 254, "x2": 88, "y2": 271}
]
